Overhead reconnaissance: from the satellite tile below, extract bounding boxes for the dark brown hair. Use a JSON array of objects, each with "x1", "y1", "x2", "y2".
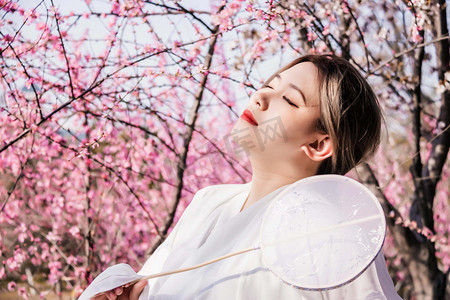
[{"x1": 264, "y1": 54, "x2": 382, "y2": 175}]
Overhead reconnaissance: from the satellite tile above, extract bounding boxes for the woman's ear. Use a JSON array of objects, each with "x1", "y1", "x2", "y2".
[{"x1": 300, "y1": 135, "x2": 333, "y2": 162}]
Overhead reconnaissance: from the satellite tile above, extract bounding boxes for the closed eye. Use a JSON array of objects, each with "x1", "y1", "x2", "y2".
[
  {"x1": 262, "y1": 85, "x2": 299, "y2": 108},
  {"x1": 283, "y1": 96, "x2": 298, "y2": 108}
]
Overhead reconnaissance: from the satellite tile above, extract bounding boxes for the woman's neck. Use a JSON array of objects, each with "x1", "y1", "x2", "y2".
[{"x1": 241, "y1": 165, "x2": 317, "y2": 211}]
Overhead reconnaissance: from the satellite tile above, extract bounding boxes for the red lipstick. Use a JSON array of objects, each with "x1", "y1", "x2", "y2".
[{"x1": 240, "y1": 109, "x2": 258, "y2": 126}]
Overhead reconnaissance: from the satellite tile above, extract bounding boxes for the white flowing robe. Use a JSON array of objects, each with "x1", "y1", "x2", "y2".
[{"x1": 137, "y1": 182, "x2": 402, "y2": 300}]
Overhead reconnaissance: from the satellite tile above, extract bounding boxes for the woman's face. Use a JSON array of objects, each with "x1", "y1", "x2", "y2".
[{"x1": 232, "y1": 62, "x2": 322, "y2": 159}]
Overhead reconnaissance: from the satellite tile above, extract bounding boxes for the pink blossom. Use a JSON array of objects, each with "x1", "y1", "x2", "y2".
[
  {"x1": 6, "y1": 257, "x2": 18, "y2": 271},
  {"x1": 18, "y1": 287, "x2": 29, "y2": 299},
  {"x1": 4, "y1": 34, "x2": 13, "y2": 42},
  {"x1": 396, "y1": 271, "x2": 405, "y2": 282},
  {"x1": 69, "y1": 226, "x2": 80, "y2": 237},
  {"x1": 307, "y1": 31, "x2": 317, "y2": 42},
  {"x1": 7, "y1": 281, "x2": 16, "y2": 291}
]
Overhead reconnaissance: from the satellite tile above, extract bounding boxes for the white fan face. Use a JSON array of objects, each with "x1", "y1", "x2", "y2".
[{"x1": 260, "y1": 175, "x2": 386, "y2": 290}]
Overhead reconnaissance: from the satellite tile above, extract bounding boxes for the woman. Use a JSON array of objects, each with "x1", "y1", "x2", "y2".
[{"x1": 92, "y1": 55, "x2": 402, "y2": 299}]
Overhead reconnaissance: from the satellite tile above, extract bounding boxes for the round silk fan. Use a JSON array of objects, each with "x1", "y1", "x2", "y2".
[
  {"x1": 259, "y1": 174, "x2": 386, "y2": 290},
  {"x1": 79, "y1": 175, "x2": 386, "y2": 299}
]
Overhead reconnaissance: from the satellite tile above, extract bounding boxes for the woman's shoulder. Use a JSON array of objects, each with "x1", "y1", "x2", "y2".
[
  {"x1": 183, "y1": 181, "x2": 251, "y2": 214},
  {"x1": 194, "y1": 181, "x2": 251, "y2": 198}
]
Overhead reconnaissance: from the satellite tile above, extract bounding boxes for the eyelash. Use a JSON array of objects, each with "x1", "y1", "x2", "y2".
[
  {"x1": 283, "y1": 96, "x2": 298, "y2": 107},
  {"x1": 263, "y1": 85, "x2": 299, "y2": 108}
]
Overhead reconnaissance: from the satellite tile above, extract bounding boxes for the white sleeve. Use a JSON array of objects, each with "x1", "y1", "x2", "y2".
[
  {"x1": 322, "y1": 250, "x2": 402, "y2": 300},
  {"x1": 138, "y1": 185, "x2": 214, "y2": 275},
  {"x1": 137, "y1": 185, "x2": 213, "y2": 299},
  {"x1": 371, "y1": 250, "x2": 403, "y2": 299}
]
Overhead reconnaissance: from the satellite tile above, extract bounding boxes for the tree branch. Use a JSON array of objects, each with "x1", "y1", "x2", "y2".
[{"x1": 149, "y1": 19, "x2": 223, "y2": 254}]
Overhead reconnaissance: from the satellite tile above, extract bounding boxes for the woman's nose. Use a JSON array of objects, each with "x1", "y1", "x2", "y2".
[{"x1": 253, "y1": 90, "x2": 269, "y2": 110}]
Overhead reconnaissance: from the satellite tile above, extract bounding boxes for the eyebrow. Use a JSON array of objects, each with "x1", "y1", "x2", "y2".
[{"x1": 274, "y1": 74, "x2": 307, "y2": 104}]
